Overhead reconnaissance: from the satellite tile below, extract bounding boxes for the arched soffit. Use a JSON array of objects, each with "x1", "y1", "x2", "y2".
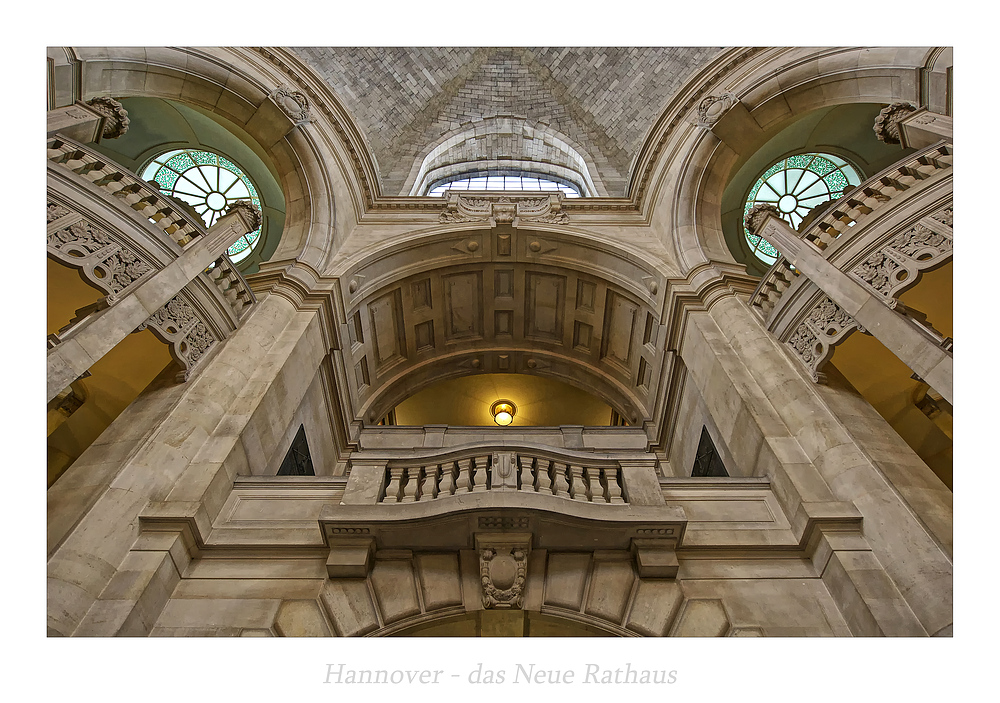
[
  {"x1": 89, "y1": 97, "x2": 286, "y2": 273},
  {"x1": 334, "y1": 225, "x2": 671, "y2": 427},
  {"x1": 633, "y1": 46, "x2": 944, "y2": 276},
  {"x1": 58, "y1": 46, "x2": 378, "y2": 274},
  {"x1": 402, "y1": 117, "x2": 605, "y2": 197}
]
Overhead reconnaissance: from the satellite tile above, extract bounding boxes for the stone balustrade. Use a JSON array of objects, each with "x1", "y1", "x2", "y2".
[
  {"x1": 47, "y1": 135, "x2": 257, "y2": 390},
  {"x1": 749, "y1": 141, "x2": 953, "y2": 321},
  {"x1": 47, "y1": 136, "x2": 204, "y2": 247},
  {"x1": 206, "y1": 255, "x2": 255, "y2": 318},
  {"x1": 378, "y1": 449, "x2": 627, "y2": 504}
]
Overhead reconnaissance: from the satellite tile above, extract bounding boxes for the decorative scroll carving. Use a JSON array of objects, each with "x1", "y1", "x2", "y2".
[
  {"x1": 786, "y1": 296, "x2": 865, "y2": 382},
  {"x1": 47, "y1": 219, "x2": 153, "y2": 299},
  {"x1": 851, "y1": 221, "x2": 953, "y2": 303},
  {"x1": 930, "y1": 206, "x2": 953, "y2": 228},
  {"x1": 439, "y1": 193, "x2": 568, "y2": 224},
  {"x1": 224, "y1": 199, "x2": 263, "y2": 234},
  {"x1": 270, "y1": 85, "x2": 311, "y2": 124},
  {"x1": 47, "y1": 201, "x2": 71, "y2": 223},
  {"x1": 85, "y1": 96, "x2": 130, "y2": 139},
  {"x1": 873, "y1": 102, "x2": 916, "y2": 144},
  {"x1": 744, "y1": 202, "x2": 780, "y2": 236},
  {"x1": 137, "y1": 295, "x2": 217, "y2": 378},
  {"x1": 479, "y1": 541, "x2": 529, "y2": 609},
  {"x1": 696, "y1": 92, "x2": 737, "y2": 128}
]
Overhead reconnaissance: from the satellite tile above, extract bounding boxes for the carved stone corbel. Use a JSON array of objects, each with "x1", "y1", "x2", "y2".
[
  {"x1": 785, "y1": 295, "x2": 866, "y2": 383},
  {"x1": 476, "y1": 533, "x2": 531, "y2": 609}
]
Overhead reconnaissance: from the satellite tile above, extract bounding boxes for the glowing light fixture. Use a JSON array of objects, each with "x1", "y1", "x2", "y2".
[{"x1": 491, "y1": 400, "x2": 517, "y2": 426}]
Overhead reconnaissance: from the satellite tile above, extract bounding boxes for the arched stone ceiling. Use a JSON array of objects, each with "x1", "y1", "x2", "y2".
[{"x1": 291, "y1": 47, "x2": 724, "y2": 196}]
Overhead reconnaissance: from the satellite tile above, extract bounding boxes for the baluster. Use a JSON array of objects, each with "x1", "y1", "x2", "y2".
[
  {"x1": 472, "y1": 455, "x2": 489, "y2": 492},
  {"x1": 552, "y1": 462, "x2": 570, "y2": 498},
  {"x1": 438, "y1": 462, "x2": 456, "y2": 496},
  {"x1": 455, "y1": 458, "x2": 473, "y2": 493},
  {"x1": 605, "y1": 467, "x2": 625, "y2": 504},
  {"x1": 400, "y1": 466, "x2": 421, "y2": 502},
  {"x1": 420, "y1": 464, "x2": 439, "y2": 501},
  {"x1": 383, "y1": 467, "x2": 405, "y2": 503},
  {"x1": 584, "y1": 467, "x2": 603, "y2": 502},
  {"x1": 568, "y1": 465, "x2": 587, "y2": 501},
  {"x1": 533, "y1": 458, "x2": 552, "y2": 494},
  {"x1": 515, "y1": 454, "x2": 525, "y2": 490}
]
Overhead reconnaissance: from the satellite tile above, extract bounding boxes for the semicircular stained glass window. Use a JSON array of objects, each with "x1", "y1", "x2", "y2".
[
  {"x1": 141, "y1": 149, "x2": 262, "y2": 263},
  {"x1": 743, "y1": 153, "x2": 863, "y2": 265},
  {"x1": 428, "y1": 173, "x2": 581, "y2": 197}
]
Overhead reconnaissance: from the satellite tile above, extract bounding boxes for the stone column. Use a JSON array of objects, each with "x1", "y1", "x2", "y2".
[
  {"x1": 747, "y1": 208, "x2": 952, "y2": 404},
  {"x1": 48, "y1": 284, "x2": 328, "y2": 636},
  {"x1": 681, "y1": 293, "x2": 951, "y2": 635},
  {"x1": 46, "y1": 202, "x2": 261, "y2": 403}
]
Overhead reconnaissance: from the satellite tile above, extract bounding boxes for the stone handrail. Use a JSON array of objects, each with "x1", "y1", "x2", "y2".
[
  {"x1": 749, "y1": 141, "x2": 953, "y2": 320},
  {"x1": 379, "y1": 448, "x2": 627, "y2": 505}
]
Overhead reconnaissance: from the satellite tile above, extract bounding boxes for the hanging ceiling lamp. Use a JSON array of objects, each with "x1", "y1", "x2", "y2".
[{"x1": 490, "y1": 400, "x2": 517, "y2": 426}]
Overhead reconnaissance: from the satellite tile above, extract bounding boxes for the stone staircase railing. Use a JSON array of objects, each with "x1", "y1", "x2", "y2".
[
  {"x1": 47, "y1": 136, "x2": 256, "y2": 322},
  {"x1": 749, "y1": 141, "x2": 953, "y2": 321}
]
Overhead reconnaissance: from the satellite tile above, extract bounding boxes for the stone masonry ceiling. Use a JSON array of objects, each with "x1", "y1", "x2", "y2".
[{"x1": 291, "y1": 47, "x2": 724, "y2": 196}]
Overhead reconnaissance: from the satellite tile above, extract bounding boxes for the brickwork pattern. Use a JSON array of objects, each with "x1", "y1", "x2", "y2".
[{"x1": 292, "y1": 47, "x2": 723, "y2": 196}]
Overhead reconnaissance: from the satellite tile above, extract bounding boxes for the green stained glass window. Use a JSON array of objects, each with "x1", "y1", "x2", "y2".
[
  {"x1": 141, "y1": 148, "x2": 263, "y2": 264},
  {"x1": 743, "y1": 152, "x2": 862, "y2": 265}
]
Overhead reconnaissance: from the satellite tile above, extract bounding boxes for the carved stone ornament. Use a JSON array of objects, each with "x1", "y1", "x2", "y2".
[
  {"x1": 440, "y1": 193, "x2": 569, "y2": 225},
  {"x1": 85, "y1": 96, "x2": 130, "y2": 139},
  {"x1": 47, "y1": 201, "x2": 71, "y2": 223},
  {"x1": 47, "y1": 219, "x2": 153, "y2": 299},
  {"x1": 744, "y1": 202, "x2": 780, "y2": 237},
  {"x1": 696, "y1": 92, "x2": 737, "y2": 128},
  {"x1": 873, "y1": 102, "x2": 917, "y2": 144},
  {"x1": 137, "y1": 295, "x2": 217, "y2": 379},
  {"x1": 224, "y1": 199, "x2": 263, "y2": 234},
  {"x1": 786, "y1": 295, "x2": 865, "y2": 383},
  {"x1": 270, "y1": 85, "x2": 311, "y2": 123},
  {"x1": 851, "y1": 217, "x2": 953, "y2": 303},
  {"x1": 479, "y1": 543, "x2": 529, "y2": 609}
]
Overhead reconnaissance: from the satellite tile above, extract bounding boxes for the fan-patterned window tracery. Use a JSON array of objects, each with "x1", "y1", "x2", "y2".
[
  {"x1": 141, "y1": 149, "x2": 263, "y2": 263},
  {"x1": 744, "y1": 153, "x2": 863, "y2": 264}
]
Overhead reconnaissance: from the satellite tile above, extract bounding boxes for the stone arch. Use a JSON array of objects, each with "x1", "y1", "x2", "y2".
[
  {"x1": 52, "y1": 47, "x2": 378, "y2": 275},
  {"x1": 401, "y1": 117, "x2": 607, "y2": 197},
  {"x1": 636, "y1": 46, "x2": 949, "y2": 276}
]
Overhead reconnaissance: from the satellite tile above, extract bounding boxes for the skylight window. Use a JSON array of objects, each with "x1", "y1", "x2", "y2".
[
  {"x1": 743, "y1": 153, "x2": 862, "y2": 265},
  {"x1": 141, "y1": 148, "x2": 263, "y2": 263},
  {"x1": 428, "y1": 174, "x2": 581, "y2": 197}
]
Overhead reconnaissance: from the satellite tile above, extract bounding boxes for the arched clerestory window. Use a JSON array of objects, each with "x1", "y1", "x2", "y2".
[{"x1": 428, "y1": 172, "x2": 582, "y2": 197}]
